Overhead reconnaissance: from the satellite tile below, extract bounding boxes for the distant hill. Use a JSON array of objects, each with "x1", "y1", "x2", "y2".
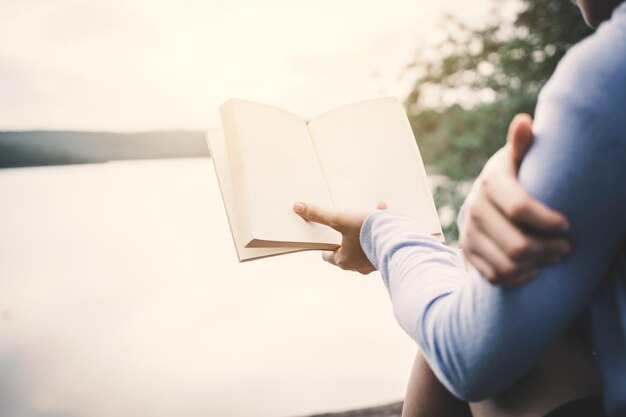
[{"x1": 0, "y1": 130, "x2": 209, "y2": 168}]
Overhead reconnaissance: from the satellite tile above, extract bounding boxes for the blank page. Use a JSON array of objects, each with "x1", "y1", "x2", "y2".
[
  {"x1": 205, "y1": 129, "x2": 304, "y2": 261},
  {"x1": 221, "y1": 99, "x2": 340, "y2": 247},
  {"x1": 308, "y1": 97, "x2": 442, "y2": 239}
]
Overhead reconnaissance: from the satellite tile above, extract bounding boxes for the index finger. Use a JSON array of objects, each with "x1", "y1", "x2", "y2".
[
  {"x1": 293, "y1": 202, "x2": 339, "y2": 230},
  {"x1": 486, "y1": 175, "x2": 570, "y2": 233}
]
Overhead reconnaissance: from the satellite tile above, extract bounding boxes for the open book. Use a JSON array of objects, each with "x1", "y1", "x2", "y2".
[{"x1": 206, "y1": 97, "x2": 443, "y2": 262}]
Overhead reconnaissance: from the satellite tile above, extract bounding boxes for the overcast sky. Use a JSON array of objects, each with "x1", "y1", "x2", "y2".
[{"x1": 0, "y1": 0, "x2": 497, "y2": 131}]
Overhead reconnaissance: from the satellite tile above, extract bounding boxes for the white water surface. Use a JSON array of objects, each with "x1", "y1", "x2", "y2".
[{"x1": 0, "y1": 158, "x2": 416, "y2": 417}]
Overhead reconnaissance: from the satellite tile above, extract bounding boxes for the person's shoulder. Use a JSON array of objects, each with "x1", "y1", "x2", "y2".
[
  {"x1": 547, "y1": 7, "x2": 626, "y2": 95},
  {"x1": 538, "y1": 9, "x2": 626, "y2": 133}
]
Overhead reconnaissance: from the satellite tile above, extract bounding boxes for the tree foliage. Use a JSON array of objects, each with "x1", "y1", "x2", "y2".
[{"x1": 406, "y1": 0, "x2": 593, "y2": 240}]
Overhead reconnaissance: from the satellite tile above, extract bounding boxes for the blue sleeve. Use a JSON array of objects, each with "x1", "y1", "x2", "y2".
[{"x1": 360, "y1": 23, "x2": 626, "y2": 401}]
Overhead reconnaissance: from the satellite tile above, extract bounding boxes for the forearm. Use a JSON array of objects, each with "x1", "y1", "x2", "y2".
[
  {"x1": 361, "y1": 211, "x2": 532, "y2": 399},
  {"x1": 360, "y1": 205, "x2": 614, "y2": 400}
]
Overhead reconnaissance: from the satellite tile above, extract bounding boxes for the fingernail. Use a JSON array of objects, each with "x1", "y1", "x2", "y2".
[{"x1": 293, "y1": 202, "x2": 305, "y2": 214}]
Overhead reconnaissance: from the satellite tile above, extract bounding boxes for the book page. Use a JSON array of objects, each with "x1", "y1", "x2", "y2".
[
  {"x1": 221, "y1": 99, "x2": 340, "y2": 248},
  {"x1": 308, "y1": 97, "x2": 443, "y2": 240},
  {"x1": 205, "y1": 129, "x2": 304, "y2": 261}
]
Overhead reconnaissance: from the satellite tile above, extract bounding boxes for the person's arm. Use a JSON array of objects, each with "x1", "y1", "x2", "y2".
[
  {"x1": 295, "y1": 31, "x2": 626, "y2": 400},
  {"x1": 359, "y1": 81, "x2": 625, "y2": 399}
]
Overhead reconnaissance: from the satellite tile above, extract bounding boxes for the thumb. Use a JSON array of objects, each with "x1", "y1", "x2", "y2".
[
  {"x1": 507, "y1": 113, "x2": 534, "y2": 168},
  {"x1": 377, "y1": 201, "x2": 388, "y2": 210}
]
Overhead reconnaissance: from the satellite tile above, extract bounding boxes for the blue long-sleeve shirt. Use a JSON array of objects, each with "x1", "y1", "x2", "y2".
[{"x1": 359, "y1": 3, "x2": 626, "y2": 415}]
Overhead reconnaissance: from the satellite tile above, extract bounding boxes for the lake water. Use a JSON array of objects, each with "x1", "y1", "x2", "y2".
[{"x1": 0, "y1": 158, "x2": 416, "y2": 417}]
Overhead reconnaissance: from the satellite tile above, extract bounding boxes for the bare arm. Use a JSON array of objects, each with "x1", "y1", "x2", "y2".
[{"x1": 402, "y1": 351, "x2": 471, "y2": 417}]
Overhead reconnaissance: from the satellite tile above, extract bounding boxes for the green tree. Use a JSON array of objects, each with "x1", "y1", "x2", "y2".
[{"x1": 406, "y1": 0, "x2": 592, "y2": 241}]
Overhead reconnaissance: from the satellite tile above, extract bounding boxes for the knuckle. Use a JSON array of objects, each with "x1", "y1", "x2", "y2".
[
  {"x1": 481, "y1": 177, "x2": 492, "y2": 191},
  {"x1": 336, "y1": 259, "x2": 348, "y2": 270},
  {"x1": 463, "y1": 250, "x2": 478, "y2": 265},
  {"x1": 508, "y1": 198, "x2": 529, "y2": 219},
  {"x1": 467, "y1": 205, "x2": 482, "y2": 223},
  {"x1": 327, "y1": 214, "x2": 339, "y2": 230},
  {"x1": 499, "y1": 262, "x2": 517, "y2": 277},
  {"x1": 462, "y1": 226, "x2": 479, "y2": 247},
  {"x1": 508, "y1": 238, "x2": 530, "y2": 258},
  {"x1": 322, "y1": 251, "x2": 337, "y2": 265},
  {"x1": 464, "y1": 253, "x2": 477, "y2": 266},
  {"x1": 480, "y1": 267, "x2": 495, "y2": 282},
  {"x1": 306, "y1": 207, "x2": 319, "y2": 221},
  {"x1": 459, "y1": 225, "x2": 478, "y2": 251},
  {"x1": 463, "y1": 244, "x2": 479, "y2": 258}
]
